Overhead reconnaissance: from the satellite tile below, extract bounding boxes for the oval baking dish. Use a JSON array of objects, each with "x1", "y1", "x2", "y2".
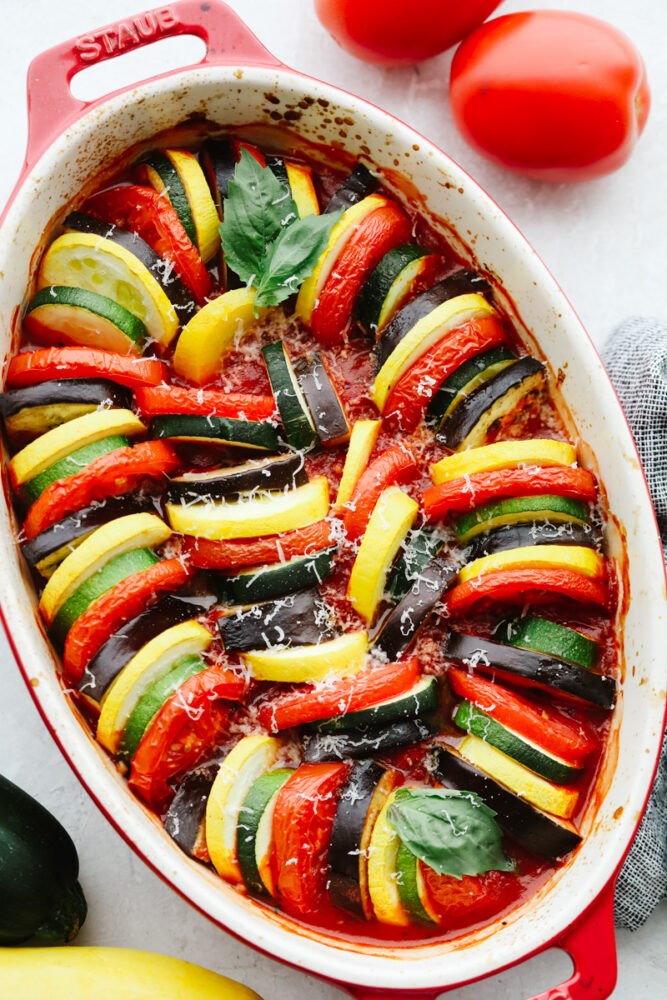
[{"x1": 0, "y1": 3, "x2": 665, "y2": 998}]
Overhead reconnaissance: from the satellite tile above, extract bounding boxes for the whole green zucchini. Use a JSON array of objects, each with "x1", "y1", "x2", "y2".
[{"x1": 0, "y1": 774, "x2": 87, "y2": 944}]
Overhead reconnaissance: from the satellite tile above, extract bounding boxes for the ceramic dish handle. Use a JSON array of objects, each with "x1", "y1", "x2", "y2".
[
  {"x1": 24, "y1": 0, "x2": 282, "y2": 169},
  {"x1": 345, "y1": 881, "x2": 616, "y2": 1000}
]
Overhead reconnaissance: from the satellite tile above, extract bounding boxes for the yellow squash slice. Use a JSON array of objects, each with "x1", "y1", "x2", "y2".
[
  {"x1": 372, "y1": 293, "x2": 495, "y2": 412},
  {"x1": 206, "y1": 735, "x2": 281, "y2": 883},
  {"x1": 39, "y1": 513, "x2": 170, "y2": 624},
  {"x1": 9, "y1": 408, "x2": 145, "y2": 490},
  {"x1": 430, "y1": 439, "x2": 577, "y2": 485},
  {"x1": 172, "y1": 288, "x2": 264, "y2": 384},
  {"x1": 285, "y1": 161, "x2": 320, "y2": 218},
  {"x1": 335, "y1": 419, "x2": 381, "y2": 508},
  {"x1": 39, "y1": 232, "x2": 179, "y2": 347},
  {"x1": 242, "y1": 630, "x2": 368, "y2": 683},
  {"x1": 166, "y1": 476, "x2": 330, "y2": 541},
  {"x1": 459, "y1": 735, "x2": 579, "y2": 819},
  {"x1": 96, "y1": 621, "x2": 212, "y2": 753},
  {"x1": 458, "y1": 544, "x2": 605, "y2": 585},
  {"x1": 366, "y1": 790, "x2": 410, "y2": 926},
  {"x1": 347, "y1": 488, "x2": 419, "y2": 623}
]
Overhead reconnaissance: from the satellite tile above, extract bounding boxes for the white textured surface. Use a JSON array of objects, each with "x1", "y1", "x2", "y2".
[{"x1": 0, "y1": 1, "x2": 666, "y2": 998}]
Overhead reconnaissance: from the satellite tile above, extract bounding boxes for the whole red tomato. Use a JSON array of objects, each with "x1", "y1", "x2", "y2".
[
  {"x1": 449, "y1": 11, "x2": 650, "y2": 182},
  {"x1": 314, "y1": 0, "x2": 503, "y2": 67}
]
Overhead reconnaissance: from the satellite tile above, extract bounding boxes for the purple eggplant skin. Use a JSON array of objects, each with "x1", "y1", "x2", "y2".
[
  {"x1": 199, "y1": 138, "x2": 237, "y2": 212},
  {"x1": 218, "y1": 588, "x2": 332, "y2": 653},
  {"x1": 443, "y1": 631, "x2": 616, "y2": 710},
  {"x1": 325, "y1": 163, "x2": 379, "y2": 214},
  {"x1": 0, "y1": 378, "x2": 132, "y2": 421},
  {"x1": 0, "y1": 773, "x2": 87, "y2": 944},
  {"x1": 79, "y1": 594, "x2": 215, "y2": 700},
  {"x1": 430, "y1": 746, "x2": 582, "y2": 860},
  {"x1": 464, "y1": 520, "x2": 603, "y2": 561},
  {"x1": 375, "y1": 268, "x2": 492, "y2": 370},
  {"x1": 166, "y1": 453, "x2": 308, "y2": 505},
  {"x1": 373, "y1": 555, "x2": 457, "y2": 661},
  {"x1": 436, "y1": 356, "x2": 545, "y2": 451},
  {"x1": 327, "y1": 760, "x2": 386, "y2": 915},
  {"x1": 164, "y1": 760, "x2": 223, "y2": 856},
  {"x1": 294, "y1": 353, "x2": 350, "y2": 447},
  {"x1": 302, "y1": 717, "x2": 436, "y2": 763}
]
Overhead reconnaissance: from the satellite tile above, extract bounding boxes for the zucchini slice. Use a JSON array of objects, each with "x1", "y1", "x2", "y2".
[
  {"x1": 205, "y1": 735, "x2": 282, "y2": 883},
  {"x1": 372, "y1": 293, "x2": 496, "y2": 412},
  {"x1": 374, "y1": 269, "x2": 492, "y2": 371},
  {"x1": 262, "y1": 341, "x2": 317, "y2": 451},
  {"x1": 453, "y1": 701, "x2": 582, "y2": 785},
  {"x1": 303, "y1": 717, "x2": 435, "y2": 763},
  {"x1": 426, "y1": 347, "x2": 516, "y2": 427},
  {"x1": 436, "y1": 356, "x2": 545, "y2": 451},
  {"x1": 150, "y1": 414, "x2": 280, "y2": 452},
  {"x1": 356, "y1": 244, "x2": 431, "y2": 335},
  {"x1": 443, "y1": 630, "x2": 616, "y2": 709},
  {"x1": 0, "y1": 378, "x2": 132, "y2": 443},
  {"x1": 294, "y1": 353, "x2": 350, "y2": 447},
  {"x1": 136, "y1": 152, "x2": 197, "y2": 245},
  {"x1": 23, "y1": 286, "x2": 147, "y2": 355},
  {"x1": 237, "y1": 768, "x2": 294, "y2": 897},
  {"x1": 305, "y1": 676, "x2": 438, "y2": 734},
  {"x1": 458, "y1": 544, "x2": 605, "y2": 584},
  {"x1": 386, "y1": 526, "x2": 445, "y2": 603},
  {"x1": 80, "y1": 594, "x2": 214, "y2": 700},
  {"x1": 328, "y1": 763, "x2": 396, "y2": 917},
  {"x1": 458, "y1": 734, "x2": 579, "y2": 819},
  {"x1": 325, "y1": 163, "x2": 379, "y2": 214},
  {"x1": 21, "y1": 434, "x2": 130, "y2": 506},
  {"x1": 218, "y1": 589, "x2": 332, "y2": 652},
  {"x1": 454, "y1": 494, "x2": 591, "y2": 545},
  {"x1": 166, "y1": 454, "x2": 307, "y2": 504},
  {"x1": 22, "y1": 495, "x2": 155, "y2": 579},
  {"x1": 430, "y1": 439, "x2": 577, "y2": 484},
  {"x1": 395, "y1": 841, "x2": 438, "y2": 925},
  {"x1": 242, "y1": 630, "x2": 368, "y2": 683},
  {"x1": 334, "y1": 419, "x2": 381, "y2": 507},
  {"x1": 496, "y1": 616, "x2": 599, "y2": 671},
  {"x1": 432, "y1": 745, "x2": 582, "y2": 860},
  {"x1": 165, "y1": 475, "x2": 330, "y2": 541},
  {"x1": 39, "y1": 512, "x2": 170, "y2": 626},
  {"x1": 164, "y1": 760, "x2": 221, "y2": 859},
  {"x1": 217, "y1": 547, "x2": 336, "y2": 605},
  {"x1": 465, "y1": 521, "x2": 602, "y2": 561},
  {"x1": 347, "y1": 487, "x2": 419, "y2": 624},
  {"x1": 367, "y1": 790, "x2": 410, "y2": 926},
  {"x1": 374, "y1": 556, "x2": 457, "y2": 661}
]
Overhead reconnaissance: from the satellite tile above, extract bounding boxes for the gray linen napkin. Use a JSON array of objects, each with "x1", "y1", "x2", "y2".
[{"x1": 602, "y1": 317, "x2": 667, "y2": 930}]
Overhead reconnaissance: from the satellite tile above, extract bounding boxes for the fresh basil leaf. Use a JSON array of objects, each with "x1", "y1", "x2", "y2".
[
  {"x1": 254, "y1": 209, "x2": 343, "y2": 308},
  {"x1": 387, "y1": 788, "x2": 514, "y2": 879},
  {"x1": 219, "y1": 148, "x2": 299, "y2": 286}
]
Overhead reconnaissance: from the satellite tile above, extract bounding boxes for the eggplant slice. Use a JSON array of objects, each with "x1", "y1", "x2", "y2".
[
  {"x1": 218, "y1": 589, "x2": 333, "y2": 652},
  {"x1": 166, "y1": 454, "x2": 307, "y2": 504}
]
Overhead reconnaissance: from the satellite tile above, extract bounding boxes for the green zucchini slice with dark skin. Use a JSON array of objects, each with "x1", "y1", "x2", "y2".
[
  {"x1": 293, "y1": 352, "x2": 350, "y2": 447},
  {"x1": 327, "y1": 760, "x2": 389, "y2": 916},
  {"x1": 464, "y1": 521, "x2": 602, "y2": 561},
  {"x1": 373, "y1": 555, "x2": 457, "y2": 661},
  {"x1": 150, "y1": 414, "x2": 280, "y2": 452},
  {"x1": 454, "y1": 495, "x2": 591, "y2": 545},
  {"x1": 495, "y1": 616, "x2": 599, "y2": 671},
  {"x1": 325, "y1": 163, "x2": 379, "y2": 213},
  {"x1": 237, "y1": 768, "x2": 294, "y2": 897},
  {"x1": 21, "y1": 495, "x2": 156, "y2": 575},
  {"x1": 375, "y1": 269, "x2": 492, "y2": 372},
  {"x1": 216, "y1": 546, "x2": 337, "y2": 606},
  {"x1": 164, "y1": 759, "x2": 224, "y2": 858},
  {"x1": 0, "y1": 379, "x2": 133, "y2": 442},
  {"x1": 430, "y1": 745, "x2": 582, "y2": 860},
  {"x1": 303, "y1": 717, "x2": 436, "y2": 762},
  {"x1": 218, "y1": 589, "x2": 333, "y2": 652},
  {"x1": 0, "y1": 773, "x2": 87, "y2": 943},
  {"x1": 443, "y1": 631, "x2": 616, "y2": 709},
  {"x1": 166, "y1": 454, "x2": 307, "y2": 504},
  {"x1": 436, "y1": 356, "x2": 546, "y2": 451},
  {"x1": 23, "y1": 286, "x2": 148, "y2": 355},
  {"x1": 22, "y1": 434, "x2": 131, "y2": 506},
  {"x1": 304, "y1": 676, "x2": 439, "y2": 734},
  {"x1": 386, "y1": 527, "x2": 445, "y2": 603},
  {"x1": 355, "y1": 243, "x2": 429, "y2": 335},
  {"x1": 262, "y1": 341, "x2": 317, "y2": 451},
  {"x1": 78, "y1": 594, "x2": 215, "y2": 699},
  {"x1": 426, "y1": 345, "x2": 517, "y2": 428},
  {"x1": 135, "y1": 153, "x2": 198, "y2": 247},
  {"x1": 63, "y1": 212, "x2": 195, "y2": 318}
]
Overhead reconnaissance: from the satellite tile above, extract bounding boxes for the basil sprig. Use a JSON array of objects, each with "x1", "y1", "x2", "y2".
[
  {"x1": 387, "y1": 788, "x2": 514, "y2": 879},
  {"x1": 219, "y1": 149, "x2": 342, "y2": 308}
]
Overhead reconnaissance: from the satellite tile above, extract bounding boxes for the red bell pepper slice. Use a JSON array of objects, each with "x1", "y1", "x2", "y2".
[
  {"x1": 181, "y1": 519, "x2": 335, "y2": 570},
  {"x1": 134, "y1": 385, "x2": 276, "y2": 421},
  {"x1": 448, "y1": 667, "x2": 596, "y2": 764},
  {"x1": 421, "y1": 865, "x2": 521, "y2": 928},
  {"x1": 423, "y1": 467, "x2": 597, "y2": 520},
  {"x1": 63, "y1": 558, "x2": 193, "y2": 685},
  {"x1": 6, "y1": 348, "x2": 166, "y2": 390},
  {"x1": 86, "y1": 185, "x2": 212, "y2": 304},
  {"x1": 382, "y1": 316, "x2": 506, "y2": 432},
  {"x1": 258, "y1": 657, "x2": 420, "y2": 732},
  {"x1": 446, "y1": 568, "x2": 608, "y2": 615},
  {"x1": 310, "y1": 201, "x2": 412, "y2": 343},
  {"x1": 343, "y1": 443, "x2": 417, "y2": 539},
  {"x1": 129, "y1": 666, "x2": 247, "y2": 809},
  {"x1": 232, "y1": 140, "x2": 266, "y2": 166},
  {"x1": 272, "y1": 762, "x2": 349, "y2": 916},
  {"x1": 23, "y1": 440, "x2": 181, "y2": 541}
]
